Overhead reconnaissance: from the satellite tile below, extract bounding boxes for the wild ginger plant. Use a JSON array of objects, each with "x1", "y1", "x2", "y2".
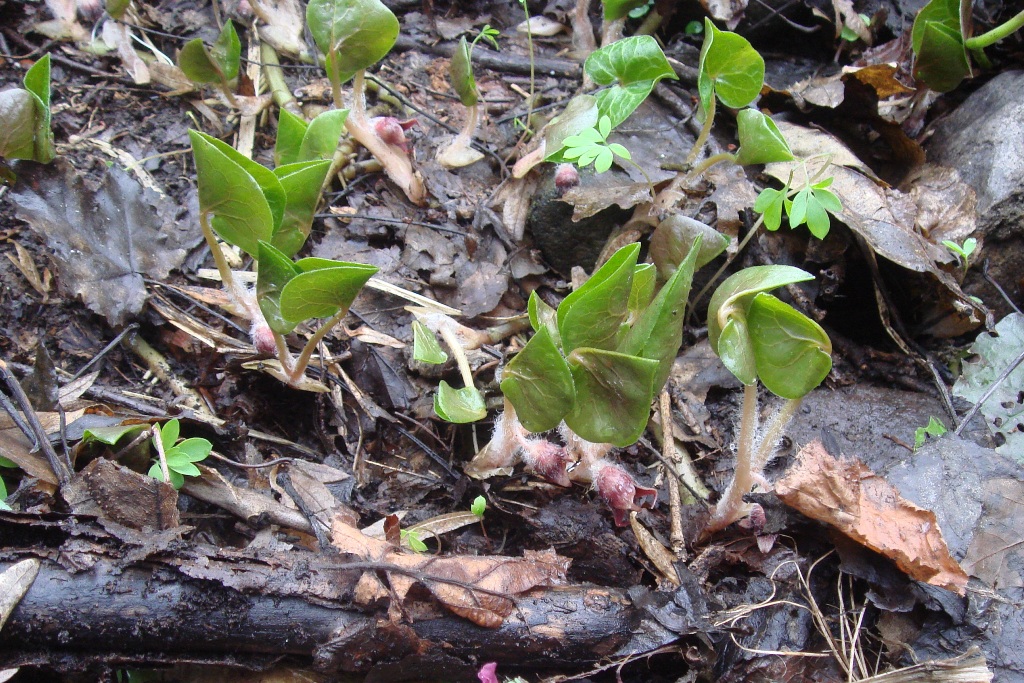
[
  {"x1": 437, "y1": 26, "x2": 499, "y2": 169},
  {"x1": 703, "y1": 266, "x2": 833, "y2": 535},
  {"x1": 0, "y1": 54, "x2": 55, "y2": 177},
  {"x1": 306, "y1": 0, "x2": 425, "y2": 204},
  {"x1": 177, "y1": 21, "x2": 242, "y2": 108},
  {"x1": 188, "y1": 127, "x2": 379, "y2": 387},
  {"x1": 467, "y1": 237, "x2": 725, "y2": 525}
]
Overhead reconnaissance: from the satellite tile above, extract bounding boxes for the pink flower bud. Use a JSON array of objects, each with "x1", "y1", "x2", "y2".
[
  {"x1": 520, "y1": 439, "x2": 572, "y2": 487},
  {"x1": 372, "y1": 117, "x2": 417, "y2": 153},
  {"x1": 250, "y1": 321, "x2": 276, "y2": 355},
  {"x1": 594, "y1": 463, "x2": 657, "y2": 527},
  {"x1": 554, "y1": 163, "x2": 580, "y2": 193},
  {"x1": 477, "y1": 662, "x2": 499, "y2": 683}
]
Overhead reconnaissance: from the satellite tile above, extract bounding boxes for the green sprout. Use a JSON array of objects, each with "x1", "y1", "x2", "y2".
[
  {"x1": 840, "y1": 13, "x2": 872, "y2": 42},
  {"x1": 401, "y1": 528, "x2": 428, "y2": 553},
  {"x1": 912, "y1": 0, "x2": 1024, "y2": 92},
  {"x1": 306, "y1": 0, "x2": 425, "y2": 204},
  {"x1": 0, "y1": 54, "x2": 56, "y2": 177},
  {"x1": 148, "y1": 419, "x2": 212, "y2": 489},
  {"x1": 177, "y1": 21, "x2": 241, "y2": 107},
  {"x1": 437, "y1": 26, "x2": 499, "y2": 168},
  {"x1": 914, "y1": 416, "x2": 948, "y2": 450},
  {"x1": 942, "y1": 237, "x2": 977, "y2": 274},
  {"x1": 189, "y1": 127, "x2": 379, "y2": 387},
  {"x1": 471, "y1": 495, "x2": 487, "y2": 518},
  {"x1": 704, "y1": 266, "x2": 833, "y2": 535},
  {"x1": 561, "y1": 115, "x2": 631, "y2": 173}
]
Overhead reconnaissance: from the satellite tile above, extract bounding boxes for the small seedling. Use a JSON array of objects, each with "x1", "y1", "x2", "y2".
[
  {"x1": 148, "y1": 419, "x2": 212, "y2": 489},
  {"x1": 177, "y1": 21, "x2": 241, "y2": 107},
  {"x1": 561, "y1": 115, "x2": 631, "y2": 173},
  {"x1": 840, "y1": 13, "x2": 872, "y2": 42},
  {"x1": 437, "y1": 26, "x2": 499, "y2": 168},
  {"x1": 912, "y1": 0, "x2": 1024, "y2": 91},
  {"x1": 704, "y1": 265, "x2": 832, "y2": 534},
  {"x1": 914, "y1": 416, "x2": 948, "y2": 450},
  {"x1": 401, "y1": 528, "x2": 428, "y2": 553},
  {"x1": 471, "y1": 495, "x2": 487, "y2": 518},
  {"x1": 942, "y1": 237, "x2": 977, "y2": 274},
  {"x1": 0, "y1": 54, "x2": 55, "y2": 176},
  {"x1": 306, "y1": 0, "x2": 425, "y2": 203}
]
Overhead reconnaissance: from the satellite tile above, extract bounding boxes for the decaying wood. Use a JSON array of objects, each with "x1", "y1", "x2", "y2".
[{"x1": 0, "y1": 512, "x2": 685, "y2": 677}]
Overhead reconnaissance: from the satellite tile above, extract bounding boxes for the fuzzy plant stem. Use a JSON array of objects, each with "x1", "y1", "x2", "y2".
[
  {"x1": 751, "y1": 397, "x2": 801, "y2": 474},
  {"x1": 199, "y1": 212, "x2": 245, "y2": 305},
  {"x1": 705, "y1": 383, "x2": 759, "y2": 534},
  {"x1": 964, "y1": 10, "x2": 1024, "y2": 49},
  {"x1": 260, "y1": 43, "x2": 301, "y2": 116},
  {"x1": 287, "y1": 307, "x2": 351, "y2": 384},
  {"x1": 438, "y1": 324, "x2": 476, "y2": 389},
  {"x1": 684, "y1": 96, "x2": 717, "y2": 167}
]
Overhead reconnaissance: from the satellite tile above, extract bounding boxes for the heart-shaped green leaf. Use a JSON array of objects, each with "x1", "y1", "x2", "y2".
[
  {"x1": 195, "y1": 131, "x2": 286, "y2": 230},
  {"x1": 620, "y1": 236, "x2": 702, "y2": 390},
  {"x1": 911, "y1": 0, "x2": 965, "y2": 53},
  {"x1": 564, "y1": 348, "x2": 659, "y2": 446},
  {"x1": 279, "y1": 259, "x2": 378, "y2": 321},
  {"x1": 272, "y1": 159, "x2": 331, "y2": 256},
  {"x1": 527, "y1": 290, "x2": 560, "y2": 344},
  {"x1": 602, "y1": 0, "x2": 648, "y2": 21},
  {"x1": 178, "y1": 22, "x2": 240, "y2": 84},
  {"x1": 746, "y1": 292, "x2": 832, "y2": 399},
  {"x1": 299, "y1": 108, "x2": 349, "y2": 162},
  {"x1": 558, "y1": 243, "x2": 639, "y2": 353},
  {"x1": 0, "y1": 89, "x2": 37, "y2": 160},
  {"x1": 649, "y1": 215, "x2": 728, "y2": 281},
  {"x1": 434, "y1": 381, "x2": 487, "y2": 423},
  {"x1": 734, "y1": 109, "x2": 794, "y2": 165},
  {"x1": 450, "y1": 36, "x2": 478, "y2": 106},
  {"x1": 697, "y1": 19, "x2": 764, "y2": 117},
  {"x1": 500, "y1": 326, "x2": 575, "y2": 433},
  {"x1": 413, "y1": 320, "x2": 448, "y2": 364},
  {"x1": 274, "y1": 108, "x2": 308, "y2": 166},
  {"x1": 189, "y1": 130, "x2": 278, "y2": 256},
  {"x1": 585, "y1": 36, "x2": 677, "y2": 128},
  {"x1": 543, "y1": 95, "x2": 599, "y2": 163},
  {"x1": 257, "y1": 240, "x2": 302, "y2": 334},
  {"x1": 306, "y1": 0, "x2": 399, "y2": 78},
  {"x1": 22, "y1": 54, "x2": 54, "y2": 163},
  {"x1": 914, "y1": 20, "x2": 971, "y2": 92}
]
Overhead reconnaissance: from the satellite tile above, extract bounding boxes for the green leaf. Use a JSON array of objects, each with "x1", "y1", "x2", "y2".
[
  {"x1": 189, "y1": 130, "x2": 277, "y2": 257},
  {"x1": 272, "y1": 159, "x2": 331, "y2": 256},
  {"x1": 402, "y1": 528, "x2": 428, "y2": 552},
  {"x1": 0, "y1": 476, "x2": 8, "y2": 508},
  {"x1": 500, "y1": 326, "x2": 575, "y2": 433},
  {"x1": 148, "y1": 463, "x2": 185, "y2": 489},
  {"x1": 804, "y1": 190, "x2": 833, "y2": 239},
  {"x1": 697, "y1": 19, "x2": 765, "y2": 118},
  {"x1": 558, "y1": 243, "x2": 639, "y2": 353},
  {"x1": 275, "y1": 108, "x2": 308, "y2": 166},
  {"x1": 413, "y1": 320, "x2": 448, "y2": 364},
  {"x1": 620, "y1": 237, "x2": 702, "y2": 390},
  {"x1": 212, "y1": 21, "x2": 241, "y2": 81},
  {"x1": 585, "y1": 36, "x2": 677, "y2": 128},
  {"x1": 914, "y1": 20, "x2": 971, "y2": 92},
  {"x1": 787, "y1": 186, "x2": 810, "y2": 228},
  {"x1": 82, "y1": 423, "x2": 148, "y2": 446},
  {"x1": 911, "y1": 0, "x2": 964, "y2": 54},
  {"x1": 471, "y1": 495, "x2": 486, "y2": 517},
  {"x1": 195, "y1": 131, "x2": 286, "y2": 230},
  {"x1": 178, "y1": 39, "x2": 223, "y2": 83},
  {"x1": 434, "y1": 381, "x2": 487, "y2": 423},
  {"x1": 528, "y1": 290, "x2": 560, "y2": 343},
  {"x1": 602, "y1": 0, "x2": 648, "y2": 21},
  {"x1": 171, "y1": 437, "x2": 213, "y2": 462},
  {"x1": 278, "y1": 260, "x2": 378, "y2": 322},
  {"x1": 306, "y1": 0, "x2": 400, "y2": 78},
  {"x1": 450, "y1": 36, "x2": 479, "y2": 106},
  {"x1": 156, "y1": 419, "x2": 180, "y2": 453},
  {"x1": 257, "y1": 240, "x2": 303, "y2": 334},
  {"x1": 22, "y1": 54, "x2": 54, "y2": 163},
  {"x1": 564, "y1": 348, "x2": 659, "y2": 447},
  {"x1": 754, "y1": 187, "x2": 786, "y2": 231},
  {"x1": 649, "y1": 215, "x2": 728, "y2": 281},
  {"x1": 0, "y1": 457, "x2": 18, "y2": 468},
  {"x1": 734, "y1": 109, "x2": 794, "y2": 165},
  {"x1": 746, "y1": 293, "x2": 832, "y2": 398},
  {"x1": 914, "y1": 416, "x2": 947, "y2": 450},
  {"x1": 627, "y1": 263, "x2": 657, "y2": 319},
  {"x1": 543, "y1": 95, "x2": 599, "y2": 163},
  {"x1": 106, "y1": 0, "x2": 131, "y2": 19},
  {"x1": 0, "y1": 89, "x2": 41, "y2": 161},
  {"x1": 299, "y1": 108, "x2": 349, "y2": 162},
  {"x1": 707, "y1": 266, "x2": 818, "y2": 388}
]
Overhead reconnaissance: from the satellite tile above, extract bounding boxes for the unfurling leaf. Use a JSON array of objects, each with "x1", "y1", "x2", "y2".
[
  {"x1": 434, "y1": 381, "x2": 487, "y2": 423},
  {"x1": 413, "y1": 320, "x2": 448, "y2": 364},
  {"x1": 734, "y1": 109, "x2": 794, "y2": 166},
  {"x1": 697, "y1": 19, "x2": 764, "y2": 119},
  {"x1": 306, "y1": 0, "x2": 399, "y2": 82},
  {"x1": 450, "y1": 36, "x2": 479, "y2": 106},
  {"x1": 280, "y1": 258, "x2": 378, "y2": 321},
  {"x1": 564, "y1": 348, "x2": 659, "y2": 446},
  {"x1": 558, "y1": 243, "x2": 639, "y2": 352},
  {"x1": 746, "y1": 292, "x2": 832, "y2": 399}
]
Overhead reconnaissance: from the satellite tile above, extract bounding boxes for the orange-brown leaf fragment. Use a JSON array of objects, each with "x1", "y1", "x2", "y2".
[{"x1": 775, "y1": 440, "x2": 968, "y2": 595}]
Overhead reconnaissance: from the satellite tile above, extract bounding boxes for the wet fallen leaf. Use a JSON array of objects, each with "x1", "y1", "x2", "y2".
[
  {"x1": 64, "y1": 458, "x2": 180, "y2": 531},
  {"x1": 962, "y1": 476, "x2": 1024, "y2": 589},
  {"x1": 775, "y1": 440, "x2": 969, "y2": 595},
  {"x1": 9, "y1": 160, "x2": 199, "y2": 326},
  {"x1": 332, "y1": 517, "x2": 570, "y2": 628}
]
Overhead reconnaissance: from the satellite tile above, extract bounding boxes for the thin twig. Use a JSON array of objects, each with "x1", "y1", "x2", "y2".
[
  {"x1": 0, "y1": 360, "x2": 73, "y2": 488},
  {"x1": 954, "y1": 344, "x2": 1024, "y2": 437},
  {"x1": 69, "y1": 324, "x2": 138, "y2": 382}
]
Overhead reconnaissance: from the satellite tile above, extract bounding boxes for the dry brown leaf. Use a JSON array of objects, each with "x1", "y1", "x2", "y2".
[
  {"x1": 183, "y1": 465, "x2": 314, "y2": 533},
  {"x1": 961, "y1": 477, "x2": 1024, "y2": 589},
  {"x1": 331, "y1": 517, "x2": 570, "y2": 628},
  {"x1": 5, "y1": 242, "x2": 50, "y2": 299},
  {"x1": 64, "y1": 458, "x2": 180, "y2": 531},
  {"x1": 775, "y1": 440, "x2": 969, "y2": 595},
  {"x1": 630, "y1": 513, "x2": 680, "y2": 586},
  {"x1": 0, "y1": 408, "x2": 87, "y2": 485},
  {"x1": 101, "y1": 20, "x2": 150, "y2": 85}
]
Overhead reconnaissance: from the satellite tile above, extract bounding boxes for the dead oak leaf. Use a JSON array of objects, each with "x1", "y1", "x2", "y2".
[
  {"x1": 775, "y1": 440, "x2": 969, "y2": 595},
  {"x1": 332, "y1": 517, "x2": 570, "y2": 628},
  {"x1": 10, "y1": 160, "x2": 199, "y2": 326}
]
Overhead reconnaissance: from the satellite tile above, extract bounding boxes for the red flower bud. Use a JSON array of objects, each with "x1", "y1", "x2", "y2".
[
  {"x1": 372, "y1": 117, "x2": 417, "y2": 153},
  {"x1": 594, "y1": 463, "x2": 657, "y2": 527},
  {"x1": 477, "y1": 662, "x2": 499, "y2": 683},
  {"x1": 250, "y1": 321, "x2": 276, "y2": 355},
  {"x1": 554, "y1": 163, "x2": 580, "y2": 193},
  {"x1": 520, "y1": 439, "x2": 572, "y2": 487}
]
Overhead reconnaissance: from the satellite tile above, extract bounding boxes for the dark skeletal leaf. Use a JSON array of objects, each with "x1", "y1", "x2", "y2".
[{"x1": 9, "y1": 160, "x2": 199, "y2": 325}]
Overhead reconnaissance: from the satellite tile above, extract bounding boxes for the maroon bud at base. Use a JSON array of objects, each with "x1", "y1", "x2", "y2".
[
  {"x1": 594, "y1": 463, "x2": 658, "y2": 527},
  {"x1": 477, "y1": 662, "x2": 499, "y2": 683},
  {"x1": 372, "y1": 117, "x2": 417, "y2": 153},
  {"x1": 250, "y1": 321, "x2": 277, "y2": 355},
  {"x1": 520, "y1": 439, "x2": 572, "y2": 487},
  {"x1": 554, "y1": 163, "x2": 580, "y2": 193}
]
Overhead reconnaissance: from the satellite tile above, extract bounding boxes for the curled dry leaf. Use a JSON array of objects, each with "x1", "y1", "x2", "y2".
[
  {"x1": 332, "y1": 517, "x2": 571, "y2": 628},
  {"x1": 774, "y1": 440, "x2": 969, "y2": 595}
]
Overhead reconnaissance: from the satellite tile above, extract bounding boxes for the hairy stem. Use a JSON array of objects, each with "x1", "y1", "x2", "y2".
[
  {"x1": 199, "y1": 212, "x2": 244, "y2": 304},
  {"x1": 705, "y1": 383, "x2": 758, "y2": 534},
  {"x1": 289, "y1": 307, "x2": 349, "y2": 384},
  {"x1": 684, "y1": 96, "x2": 716, "y2": 167},
  {"x1": 964, "y1": 10, "x2": 1024, "y2": 49}
]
